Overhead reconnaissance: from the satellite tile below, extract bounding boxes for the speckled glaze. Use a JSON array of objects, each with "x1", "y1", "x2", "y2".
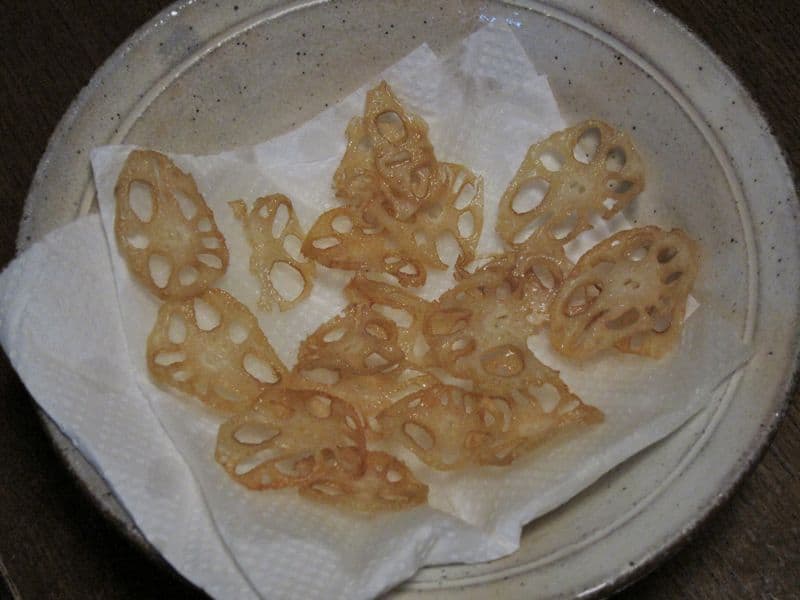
[{"x1": 23, "y1": 1, "x2": 799, "y2": 598}]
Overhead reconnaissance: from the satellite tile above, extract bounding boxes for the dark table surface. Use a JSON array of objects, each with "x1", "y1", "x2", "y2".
[{"x1": 1, "y1": 1, "x2": 798, "y2": 598}]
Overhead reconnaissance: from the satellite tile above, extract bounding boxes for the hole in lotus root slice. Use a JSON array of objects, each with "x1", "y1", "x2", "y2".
[
  {"x1": 300, "y1": 451, "x2": 427, "y2": 512},
  {"x1": 302, "y1": 206, "x2": 427, "y2": 287},
  {"x1": 497, "y1": 120, "x2": 645, "y2": 248},
  {"x1": 148, "y1": 254, "x2": 172, "y2": 289},
  {"x1": 573, "y1": 127, "x2": 602, "y2": 164},
  {"x1": 147, "y1": 288, "x2": 287, "y2": 413},
  {"x1": 344, "y1": 276, "x2": 433, "y2": 366},
  {"x1": 230, "y1": 195, "x2": 315, "y2": 312},
  {"x1": 511, "y1": 178, "x2": 550, "y2": 215},
  {"x1": 174, "y1": 190, "x2": 199, "y2": 220},
  {"x1": 128, "y1": 182, "x2": 154, "y2": 222},
  {"x1": 377, "y1": 385, "x2": 509, "y2": 470},
  {"x1": 435, "y1": 233, "x2": 460, "y2": 269},
  {"x1": 363, "y1": 81, "x2": 444, "y2": 221},
  {"x1": 215, "y1": 389, "x2": 366, "y2": 490},
  {"x1": 297, "y1": 303, "x2": 405, "y2": 376},
  {"x1": 178, "y1": 265, "x2": 199, "y2": 286},
  {"x1": 549, "y1": 226, "x2": 700, "y2": 359},
  {"x1": 605, "y1": 147, "x2": 627, "y2": 172},
  {"x1": 114, "y1": 150, "x2": 229, "y2": 299}
]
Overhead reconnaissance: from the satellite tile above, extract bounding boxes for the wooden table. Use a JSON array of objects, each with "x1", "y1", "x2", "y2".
[{"x1": 1, "y1": 1, "x2": 797, "y2": 598}]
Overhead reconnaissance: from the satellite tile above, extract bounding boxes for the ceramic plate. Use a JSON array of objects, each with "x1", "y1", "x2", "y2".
[{"x1": 21, "y1": 1, "x2": 799, "y2": 597}]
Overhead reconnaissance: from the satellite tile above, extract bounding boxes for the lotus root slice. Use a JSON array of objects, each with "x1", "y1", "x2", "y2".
[{"x1": 114, "y1": 149, "x2": 228, "y2": 299}]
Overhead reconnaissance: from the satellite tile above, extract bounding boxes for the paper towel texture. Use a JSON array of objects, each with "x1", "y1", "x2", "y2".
[
  {"x1": 0, "y1": 215, "x2": 258, "y2": 599},
  {"x1": 0, "y1": 22, "x2": 749, "y2": 600}
]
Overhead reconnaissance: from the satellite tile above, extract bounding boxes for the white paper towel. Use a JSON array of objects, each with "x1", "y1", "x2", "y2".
[
  {"x1": 0, "y1": 22, "x2": 749, "y2": 600},
  {"x1": 0, "y1": 215, "x2": 258, "y2": 599}
]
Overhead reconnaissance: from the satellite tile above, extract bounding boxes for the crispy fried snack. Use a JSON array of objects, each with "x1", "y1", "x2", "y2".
[
  {"x1": 549, "y1": 226, "x2": 699, "y2": 359},
  {"x1": 304, "y1": 163, "x2": 483, "y2": 287},
  {"x1": 333, "y1": 117, "x2": 382, "y2": 210},
  {"x1": 344, "y1": 276, "x2": 432, "y2": 366},
  {"x1": 373, "y1": 162, "x2": 484, "y2": 276},
  {"x1": 376, "y1": 384, "x2": 601, "y2": 469},
  {"x1": 147, "y1": 288, "x2": 287, "y2": 412},
  {"x1": 364, "y1": 82, "x2": 443, "y2": 220},
  {"x1": 115, "y1": 149, "x2": 228, "y2": 299},
  {"x1": 300, "y1": 451, "x2": 428, "y2": 512},
  {"x1": 334, "y1": 82, "x2": 443, "y2": 221},
  {"x1": 297, "y1": 303, "x2": 406, "y2": 376},
  {"x1": 376, "y1": 385, "x2": 499, "y2": 470},
  {"x1": 286, "y1": 365, "x2": 437, "y2": 431},
  {"x1": 470, "y1": 229, "x2": 573, "y2": 327},
  {"x1": 475, "y1": 393, "x2": 603, "y2": 466},
  {"x1": 215, "y1": 389, "x2": 366, "y2": 490},
  {"x1": 497, "y1": 120, "x2": 644, "y2": 246},
  {"x1": 423, "y1": 264, "x2": 600, "y2": 425},
  {"x1": 291, "y1": 296, "x2": 436, "y2": 426},
  {"x1": 301, "y1": 206, "x2": 426, "y2": 287},
  {"x1": 312, "y1": 82, "x2": 484, "y2": 286},
  {"x1": 230, "y1": 195, "x2": 314, "y2": 312}
]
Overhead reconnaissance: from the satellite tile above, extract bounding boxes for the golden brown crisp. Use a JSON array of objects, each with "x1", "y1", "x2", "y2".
[
  {"x1": 230, "y1": 194, "x2": 314, "y2": 312},
  {"x1": 497, "y1": 120, "x2": 644, "y2": 247},
  {"x1": 422, "y1": 263, "x2": 602, "y2": 428},
  {"x1": 147, "y1": 288, "x2": 287, "y2": 412},
  {"x1": 376, "y1": 384, "x2": 601, "y2": 470},
  {"x1": 115, "y1": 149, "x2": 228, "y2": 299},
  {"x1": 297, "y1": 303, "x2": 406, "y2": 376},
  {"x1": 549, "y1": 226, "x2": 700, "y2": 359},
  {"x1": 344, "y1": 276, "x2": 433, "y2": 366},
  {"x1": 300, "y1": 451, "x2": 428, "y2": 512},
  {"x1": 373, "y1": 162, "x2": 484, "y2": 277},
  {"x1": 285, "y1": 364, "x2": 437, "y2": 435},
  {"x1": 215, "y1": 389, "x2": 366, "y2": 490},
  {"x1": 302, "y1": 206, "x2": 427, "y2": 287},
  {"x1": 305, "y1": 162, "x2": 483, "y2": 286},
  {"x1": 333, "y1": 82, "x2": 444, "y2": 221},
  {"x1": 468, "y1": 228, "x2": 574, "y2": 328},
  {"x1": 290, "y1": 295, "x2": 438, "y2": 431}
]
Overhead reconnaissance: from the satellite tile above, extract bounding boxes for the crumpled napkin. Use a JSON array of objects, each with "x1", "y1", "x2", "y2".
[{"x1": 0, "y1": 22, "x2": 749, "y2": 600}]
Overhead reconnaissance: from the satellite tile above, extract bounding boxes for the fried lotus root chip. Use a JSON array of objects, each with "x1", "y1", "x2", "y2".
[
  {"x1": 471, "y1": 229, "x2": 573, "y2": 327},
  {"x1": 300, "y1": 451, "x2": 428, "y2": 512},
  {"x1": 497, "y1": 120, "x2": 644, "y2": 246},
  {"x1": 365, "y1": 82, "x2": 444, "y2": 220},
  {"x1": 333, "y1": 83, "x2": 443, "y2": 221},
  {"x1": 378, "y1": 385, "x2": 601, "y2": 469},
  {"x1": 230, "y1": 195, "x2": 314, "y2": 312},
  {"x1": 373, "y1": 162, "x2": 484, "y2": 275},
  {"x1": 333, "y1": 117, "x2": 384, "y2": 210},
  {"x1": 302, "y1": 206, "x2": 426, "y2": 287},
  {"x1": 297, "y1": 303, "x2": 406, "y2": 376},
  {"x1": 147, "y1": 288, "x2": 287, "y2": 412},
  {"x1": 287, "y1": 363, "x2": 437, "y2": 431},
  {"x1": 477, "y1": 391, "x2": 603, "y2": 466},
  {"x1": 305, "y1": 164, "x2": 483, "y2": 286},
  {"x1": 423, "y1": 266, "x2": 597, "y2": 423},
  {"x1": 376, "y1": 385, "x2": 503, "y2": 470},
  {"x1": 549, "y1": 226, "x2": 700, "y2": 359},
  {"x1": 215, "y1": 390, "x2": 366, "y2": 490},
  {"x1": 344, "y1": 276, "x2": 433, "y2": 366},
  {"x1": 115, "y1": 149, "x2": 229, "y2": 299}
]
